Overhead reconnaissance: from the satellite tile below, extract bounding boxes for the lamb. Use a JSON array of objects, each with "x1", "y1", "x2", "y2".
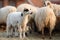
[{"x1": 6, "y1": 8, "x2": 32, "y2": 38}]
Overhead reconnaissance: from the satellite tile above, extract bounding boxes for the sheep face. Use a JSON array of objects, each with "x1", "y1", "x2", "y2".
[{"x1": 22, "y1": 8, "x2": 33, "y2": 16}]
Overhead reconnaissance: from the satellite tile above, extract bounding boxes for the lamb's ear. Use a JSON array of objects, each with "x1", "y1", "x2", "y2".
[{"x1": 24, "y1": 8, "x2": 29, "y2": 12}]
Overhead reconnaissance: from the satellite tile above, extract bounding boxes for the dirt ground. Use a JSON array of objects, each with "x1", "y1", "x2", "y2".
[{"x1": 0, "y1": 30, "x2": 60, "y2": 40}]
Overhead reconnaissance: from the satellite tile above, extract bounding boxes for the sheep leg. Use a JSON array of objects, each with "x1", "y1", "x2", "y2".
[
  {"x1": 42, "y1": 27, "x2": 45, "y2": 39},
  {"x1": 14, "y1": 26, "x2": 18, "y2": 37},
  {"x1": 20, "y1": 26, "x2": 22, "y2": 39},
  {"x1": 10, "y1": 27, "x2": 13, "y2": 37},
  {"x1": 23, "y1": 31, "x2": 25, "y2": 38},
  {"x1": 41, "y1": 23, "x2": 45, "y2": 39},
  {"x1": 22, "y1": 27, "x2": 26, "y2": 38},
  {"x1": 6, "y1": 25, "x2": 10, "y2": 37},
  {"x1": 49, "y1": 28, "x2": 52, "y2": 39},
  {"x1": 18, "y1": 24, "x2": 22, "y2": 39}
]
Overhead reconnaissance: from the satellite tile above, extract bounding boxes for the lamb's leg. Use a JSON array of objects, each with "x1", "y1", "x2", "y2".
[
  {"x1": 22, "y1": 30, "x2": 26, "y2": 38},
  {"x1": 22, "y1": 25, "x2": 26, "y2": 38},
  {"x1": 6, "y1": 25, "x2": 10, "y2": 37},
  {"x1": 18, "y1": 24, "x2": 22, "y2": 39},
  {"x1": 15, "y1": 26, "x2": 18, "y2": 37},
  {"x1": 49, "y1": 17, "x2": 56, "y2": 39},
  {"x1": 49, "y1": 24, "x2": 54, "y2": 39},
  {"x1": 20, "y1": 26, "x2": 22, "y2": 39},
  {"x1": 10, "y1": 27, "x2": 13, "y2": 37}
]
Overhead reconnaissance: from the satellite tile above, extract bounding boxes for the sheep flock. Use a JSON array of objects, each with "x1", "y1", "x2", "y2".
[{"x1": 0, "y1": 0, "x2": 60, "y2": 39}]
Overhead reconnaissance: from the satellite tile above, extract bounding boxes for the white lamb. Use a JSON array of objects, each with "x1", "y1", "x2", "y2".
[{"x1": 6, "y1": 8, "x2": 32, "y2": 38}]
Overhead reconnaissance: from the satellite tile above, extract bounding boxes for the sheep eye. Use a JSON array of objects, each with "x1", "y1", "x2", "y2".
[{"x1": 21, "y1": 13, "x2": 23, "y2": 16}]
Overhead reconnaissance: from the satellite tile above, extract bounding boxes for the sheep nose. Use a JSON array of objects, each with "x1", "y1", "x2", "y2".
[
  {"x1": 21, "y1": 13, "x2": 23, "y2": 16},
  {"x1": 24, "y1": 9, "x2": 29, "y2": 12},
  {"x1": 30, "y1": 12, "x2": 33, "y2": 14}
]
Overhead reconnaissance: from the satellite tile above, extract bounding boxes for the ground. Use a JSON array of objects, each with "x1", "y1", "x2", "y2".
[{"x1": 0, "y1": 30, "x2": 60, "y2": 40}]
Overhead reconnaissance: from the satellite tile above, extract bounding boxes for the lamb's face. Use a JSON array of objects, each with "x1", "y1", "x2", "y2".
[{"x1": 23, "y1": 8, "x2": 33, "y2": 15}]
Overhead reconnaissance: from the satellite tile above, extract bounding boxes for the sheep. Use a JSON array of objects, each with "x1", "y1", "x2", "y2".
[
  {"x1": 0, "y1": 6, "x2": 16, "y2": 24},
  {"x1": 0, "y1": 6, "x2": 16, "y2": 30},
  {"x1": 28, "y1": 6, "x2": 56, "y2": 39},
  {"x1": 6, "y1": 8, "x2": 32, "y2": 38}
]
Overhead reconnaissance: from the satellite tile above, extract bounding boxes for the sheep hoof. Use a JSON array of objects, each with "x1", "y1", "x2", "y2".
[
  {"x1": 49, "y1": 37, "x2": 52, "y2": 39},
  {"x1": 7, "y1": 36, "x2": 9, "y2": 38},
  {"x1": 25, "y1": 33, "x2": 28, "y2": 37},
  {"x1": 42, "y1": 36, "x2": 45, "y2": 39},
  {"x1": 10, "y1": 35, "x2": 13, "y2": 37},
  {"x1": 15, "y1": 35, "x2": 19, "y2": 37}
]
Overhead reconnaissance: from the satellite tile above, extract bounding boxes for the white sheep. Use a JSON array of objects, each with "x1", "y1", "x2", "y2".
[
  {"x1": 0, "y1": 6, "x2": 16, "y2": 25},
  {"x1": 25, "y1": 5, "x2": 56, "y2": 39},
  {"x1": 6, "y1": 8, "x2": 32, "y2": 38}
]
